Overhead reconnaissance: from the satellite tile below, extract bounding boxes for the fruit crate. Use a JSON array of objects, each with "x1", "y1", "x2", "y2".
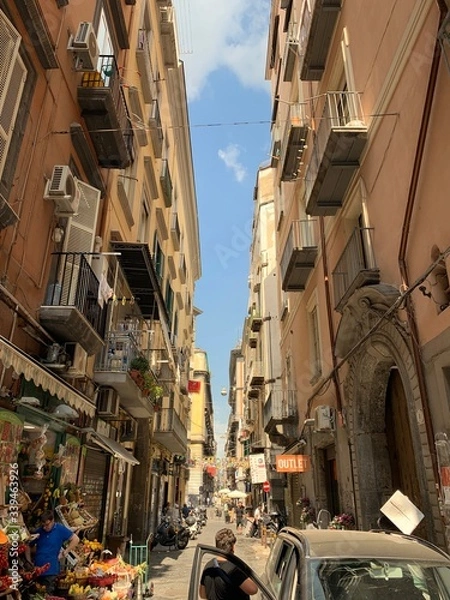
[{"x1": 56, "y1": 503, "x2": 98, "y2": 532}]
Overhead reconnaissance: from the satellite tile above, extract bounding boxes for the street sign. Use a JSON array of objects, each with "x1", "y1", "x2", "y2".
[{"x1": 262, "y1": 481, "x2": 270, "y2": 493}]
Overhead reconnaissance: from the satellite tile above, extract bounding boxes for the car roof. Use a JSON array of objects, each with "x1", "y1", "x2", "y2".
[{"x1": 279, "y1": 527, "x2": 450, "y2": 563}]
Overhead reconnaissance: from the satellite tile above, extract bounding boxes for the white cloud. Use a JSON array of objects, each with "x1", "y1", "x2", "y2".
[
  {"x1": 218, "y1": 144, "x2": 247, "y2": 182},
  {"x1": 173, "y1": 0, "x2": 271, "y2": 100}
]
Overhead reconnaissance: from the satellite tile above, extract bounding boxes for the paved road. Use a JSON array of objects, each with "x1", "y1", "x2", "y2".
[{"x1": 147, "y1": 511, "x2": 271, "y2": 600}]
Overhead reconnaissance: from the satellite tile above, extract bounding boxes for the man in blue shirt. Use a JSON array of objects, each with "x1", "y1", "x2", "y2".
[{"x1": 27, "y1": 509, "x2": 80, "y2": 594}]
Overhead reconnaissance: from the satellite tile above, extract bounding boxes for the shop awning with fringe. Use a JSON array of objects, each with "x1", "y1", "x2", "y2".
[{"x1": 0, "y1": 335, "x2": 95, "y2": 418}]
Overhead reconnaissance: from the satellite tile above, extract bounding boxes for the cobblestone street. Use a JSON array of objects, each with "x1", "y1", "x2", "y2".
[{"x1": 148, "y1": 512, "x2": 271, "y2": 600}]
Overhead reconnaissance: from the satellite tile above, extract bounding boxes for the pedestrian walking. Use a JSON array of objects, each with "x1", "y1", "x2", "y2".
[
  {"x1": 235, "y1": 502, "x2": 245, "y2": 534},
  {"x1": 199, "y1": 527, "x2": 258, "y2": 600}
]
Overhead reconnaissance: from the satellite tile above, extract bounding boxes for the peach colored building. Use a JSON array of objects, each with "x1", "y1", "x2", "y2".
[
  {"x1": 0, "y1": 0, "x2": 200, "y2": 545},
  {"x1": 233, "y1": 0, "x2": 450, "y2": 549}
]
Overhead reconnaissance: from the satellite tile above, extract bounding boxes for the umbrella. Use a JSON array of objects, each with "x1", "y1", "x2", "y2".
[
  {"x1": 228, "y1": 490, "x2": 247, "y2": 499},
  {"x1": 218, "y1": 488, "x2": 231, "y2": 495}
]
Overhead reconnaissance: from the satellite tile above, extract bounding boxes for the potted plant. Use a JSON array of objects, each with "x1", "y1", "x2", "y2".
[
  {"x1": 129, "y1": 355, "x2": 149, "y2": 387},
  {"x1": 129, "y1": 355, "x2": 150, "y2": 374},
  {"x1": 141, "y1": 371, "x2": 163, "y2": 400}
]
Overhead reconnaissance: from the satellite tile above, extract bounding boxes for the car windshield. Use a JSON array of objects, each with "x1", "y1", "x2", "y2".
[{"x1": 309, "y1": 558, "x2": 450, "y2": 600}]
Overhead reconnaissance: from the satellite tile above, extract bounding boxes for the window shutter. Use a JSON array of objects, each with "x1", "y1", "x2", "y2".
[
  {"x1": 0, "y1": 11, "x2": 26, "y2": 178},
  {"x1": 63, "y1": 181, "x2": 101, "y2": 253}
]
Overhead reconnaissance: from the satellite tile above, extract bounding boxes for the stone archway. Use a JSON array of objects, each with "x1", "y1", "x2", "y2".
[{"x1": 335, "y1": 285, "x2": 434, "y2": 533}]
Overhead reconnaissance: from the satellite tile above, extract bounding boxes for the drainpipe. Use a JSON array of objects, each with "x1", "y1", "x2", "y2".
[
  {"x1": 319, "y1": 217, "x2": 343, "y2": 416},
  {"x1": 320, "y1": 217, "x2": 359, "y2": 522},
  {"x1": 397, "y1": 0, "x2": 447, "y2": 508}
]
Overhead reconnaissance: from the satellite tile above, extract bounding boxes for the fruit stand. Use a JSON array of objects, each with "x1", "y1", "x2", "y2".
[{"x1": 55, "y1": 549, "x2": 146, "y2": 600}]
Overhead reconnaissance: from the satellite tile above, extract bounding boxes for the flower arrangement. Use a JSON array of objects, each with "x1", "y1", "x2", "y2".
[{"x1": 330, "y1": 513, "x2": 355, "y2": 530}]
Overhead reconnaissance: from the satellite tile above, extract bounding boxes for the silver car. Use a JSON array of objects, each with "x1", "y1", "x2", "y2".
[{"x1": 189, "y1": 527, "x2": 450, "y2": 599}]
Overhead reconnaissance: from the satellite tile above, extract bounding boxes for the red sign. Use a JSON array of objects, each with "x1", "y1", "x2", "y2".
[
  {"x1": 275, "y1": 455, "x2": 311, "y2": 473},
  {"x1": 188, "y1": 380, "x2": 201, "y2": 393},
  {"x1": 262, "y1": 481, "x2": 270, "y2": 493}
]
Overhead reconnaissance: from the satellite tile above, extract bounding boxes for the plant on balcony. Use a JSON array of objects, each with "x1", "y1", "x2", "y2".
[
  {"x1": 142, "y1": 371, "x2": 163, "y2": 399},
  {"x1": 129, "y1": 355, "x2": 150, "y2": 374}
]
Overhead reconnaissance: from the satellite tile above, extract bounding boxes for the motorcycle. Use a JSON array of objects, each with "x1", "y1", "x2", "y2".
[
  {"x1": 184, "y1": 512, "x2": 200, "y2": 540},
  {"x1": 149, "y1": 516, "x2": 189, "y2": 550}
]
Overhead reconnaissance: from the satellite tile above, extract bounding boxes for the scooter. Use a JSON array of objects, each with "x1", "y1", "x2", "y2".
[
  {"x1": 149, "y1": 516, "x2": 189, "y2": 550},
  {"x1": 184, "y1": 512, "x2": 199, "y2": 540}
]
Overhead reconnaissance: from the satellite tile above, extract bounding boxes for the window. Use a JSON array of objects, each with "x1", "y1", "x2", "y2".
[
  {"x1": 0, "y1": 11, "x2": 27, "y2": 182},
  {"x1": 153, "y1": 234, "x2": 164, "y2": 282},
  {"x1": 308, "y1": 304, "x2": 322, "y2": 383},
  {"x1": 138, "y1": 191, "x2": 150, "y2": 243}
]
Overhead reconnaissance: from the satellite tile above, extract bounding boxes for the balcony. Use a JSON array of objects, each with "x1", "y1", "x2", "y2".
[
  {"x1": 280, "y1": 103, "x2": 309, "y2": 182},
  {"x1": 160, "y1": 159, "x2": 173, "y2": 208},
  {"x1": 39, "y1": 253, "x2": 107, "y2": 355},
  {"x1": 281, "y1": 219, "x2": 318, "y2": 291},
  {"x1": 332, "y1": 227, "x2": 380, "y2": 312},
  {"x1": 153, "y1": 407, "x2": 187, "y2": 454},
  {"x1": 263, "y1": 390, "x2": 298, "y2": 432},
  {"x1": 249, "y1": 335, "x2": 258, "y2": 349},
  {"x1": 283, "y1": 21, "x2": 299, "y2": 82},
  {"x1": 159, "y1": 4, "x2": 178, "y2": 67},
  {"x1": 249, "y1": 311, "x2": 263, "y2": 332},
  {"x1": 77, "y1": 56, "x2": 134, "y2": 168},
  {"x1": 299, "y1": 0, "x2": 342, "y2": 81},
  {"x1": 249, "y1": 361, "x2": 264, "y2": 387},
  {"x1": 305, "y1": 91, "x2": 367, "y2": 216},
  {"x1": 94, "y1": 332, "x2": 157, "y2": 418},
  {"x1": 149, "y1": 100, "x2": 163, "y2": 158},
  {"x1": 110, "y1": 242, "x2": 169, "y2": 325}
]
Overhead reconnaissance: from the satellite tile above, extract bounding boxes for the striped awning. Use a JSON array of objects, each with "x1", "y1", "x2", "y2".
[{"x1": 0, "y1": 336, "x2": 95, "y2": 418}]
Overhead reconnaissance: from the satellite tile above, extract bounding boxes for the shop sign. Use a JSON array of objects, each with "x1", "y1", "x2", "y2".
[
  {"x1": 249, "y1": 453, "x2": 267, "y2": 483},
  {"x1": 275, "y1": 454, "x2": 311, "y2": 473}
]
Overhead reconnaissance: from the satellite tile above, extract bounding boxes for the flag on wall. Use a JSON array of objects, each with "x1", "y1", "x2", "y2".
[{"x1": 188, "y1": 380, "x2": 201, "y2": 393}]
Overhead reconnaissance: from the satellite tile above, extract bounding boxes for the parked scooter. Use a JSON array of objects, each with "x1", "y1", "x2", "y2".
[
  {"x1": 149, "y1": 516, "x2": 189, "y2": 550},
  {"x1": 263, "y1": 509, "x2": 287, "y2": 534},
  {"x1": 184, "y1": 511, "x2": 200, "y2": 539}
]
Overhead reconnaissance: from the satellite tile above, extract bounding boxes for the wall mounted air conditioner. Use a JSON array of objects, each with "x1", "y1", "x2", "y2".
[
  {"x1": 68, "y1": 22, "x2": 99, "y2": 71},
  {"x1": 43, "y1": 165, "x2": 80, "y2": 216},
  {"x1": 314, "y1": 405, "x2": 336, "y2": 432},
  {"x1": 97, "y1": 387, "x2": 119, "y2": 418}
]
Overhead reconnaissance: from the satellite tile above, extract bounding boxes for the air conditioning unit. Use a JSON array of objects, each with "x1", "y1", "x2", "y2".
[
  {"x1": 64, "y1": 343, "x2": 87, "y2": 378},
  {"x1": 68, "y1": 22, "x2": 99, "y2": 71},
  {"x1": 314, "y1": 405, "x2": 336, "y2": 432},
  {"x1": 43, "y1": 165, "x2": 80, "y2": 216},
  {"x1": 97, "y1": 387, "x2": 119, "y2": 418}
]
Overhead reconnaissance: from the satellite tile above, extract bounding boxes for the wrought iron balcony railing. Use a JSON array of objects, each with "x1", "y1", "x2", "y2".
[
  {"x1": 77, "y1": 55, "x2": 134, "y2": 168},
  {"x1": 332, "y1": 227, "x2": 380, "y2": 312},
  {"x1": 40, "y1": 252, "x2": 107, "y2": 354}
]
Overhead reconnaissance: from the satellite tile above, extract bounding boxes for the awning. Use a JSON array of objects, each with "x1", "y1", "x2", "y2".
[
  {"x1": 110, "y1": 241, "x2": 168, "y2": 322},
  {"x1": 87, "y1": 430, "x2": 140, "y2": 465},
  {"x1": 0, "y1": 336, "x2": 95, "y2": 418},
  {"x1": 110, "y1": 242, "x2": 175, "y2": 369}
]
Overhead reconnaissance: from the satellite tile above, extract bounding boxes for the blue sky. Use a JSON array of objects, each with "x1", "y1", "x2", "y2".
[{"x1": 173, "y1": 0, "x2": 271, "y2": 455}]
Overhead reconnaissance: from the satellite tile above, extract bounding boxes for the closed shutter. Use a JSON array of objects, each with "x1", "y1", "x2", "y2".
[
  {"x1": 61, "y1": 181, "x2": 101, "y2": 304},
  {"x1": 82, "y1": 448, "x2": 109, "y2": 539},
  {"x1": 0, "y1": 11, "x2": 26, "y2": 178}
]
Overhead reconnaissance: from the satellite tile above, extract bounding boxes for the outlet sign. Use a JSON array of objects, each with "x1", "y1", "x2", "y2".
[{"x1": 276, "y1": 454, "x2": 311, "y2": 473}]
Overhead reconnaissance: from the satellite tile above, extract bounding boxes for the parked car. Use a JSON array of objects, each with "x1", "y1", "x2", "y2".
[{"x1": 189, "y1": 527, "x2": 450, "y2": 600}]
